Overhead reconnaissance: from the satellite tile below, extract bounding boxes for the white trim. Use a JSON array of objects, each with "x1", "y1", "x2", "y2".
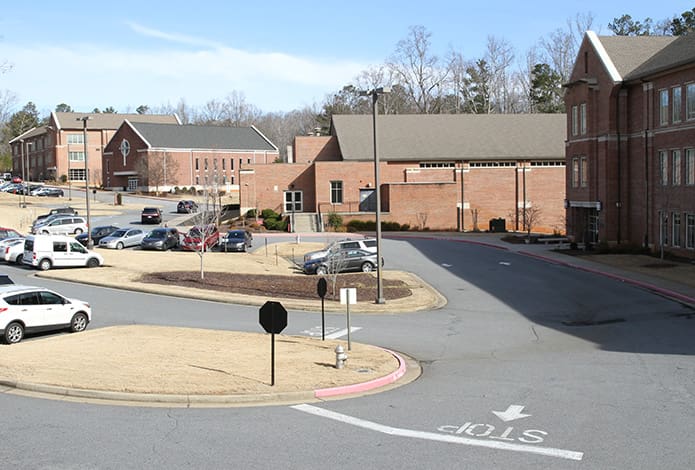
[
  {"x1": 587, "y1": 31, "x2": 622, "y2": 83},
  {"x1": 113, "y1": 171, "x2": 138, "y2": 176}
]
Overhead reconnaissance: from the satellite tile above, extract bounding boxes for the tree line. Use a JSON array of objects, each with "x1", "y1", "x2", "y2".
[{"x1": 0, "y1": 8, "x2": 693, "y2": 172}]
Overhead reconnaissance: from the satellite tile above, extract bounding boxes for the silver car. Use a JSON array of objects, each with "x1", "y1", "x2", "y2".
[{"x1": 98, "y1": 227, "x2": 146, "y2": 250}]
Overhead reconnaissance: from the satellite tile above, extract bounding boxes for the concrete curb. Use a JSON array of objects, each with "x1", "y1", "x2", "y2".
[{"x1": 0, "y1": 348, "x2": 417, "y2": 407}]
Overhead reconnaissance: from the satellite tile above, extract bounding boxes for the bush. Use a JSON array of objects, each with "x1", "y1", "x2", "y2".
[
  {"x1": 346, "y1": 220, "x2": 408, "y2": 232},
  {"x1": 260, "y1": 208, "x2": 287, "y2": 231},
  {"x1": 327, "y1": 212, "x2": 343, "y2": 231}
]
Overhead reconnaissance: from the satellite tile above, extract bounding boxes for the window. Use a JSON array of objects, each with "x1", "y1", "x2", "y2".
[
  {"x1": 672, "y1": 150, "x2": 681, "y2": 186},
  {"x1": 67, "y1": 134, "x2": 84, "y2": 144},
  {"x1": 530, "y1": 161, "x2": 565, "y2": 167},
  {"x1": 659, "y1": 151, "x2": 668, "y2": 185},
  {"x1": 419, "y1": 162, "x2": 455, "y2": 168},
  {"x1": 673, "y1": 86, "x2": 682, "y2": 122},
  {"x1": 571, "y1": 157, "x2": 579, "y2": 188},
  {"x1": 672, "y1": 212, "x2": 681, "y2": 247},
  {"x1": 231, "y1": 159, "x2": 234, "y2": 170},
  {"x1": 687, "y1": 84, "x2": 695, "y2": 120},
  {"x1": 469, "y1": 161, "x2": 516, "y2": 168},
  {"x1": 53, "y1": 242, "x2": 68, "y2": 252},
  {"x1": 580, "y1": 103, "x2": 587, "y2": 134},
  {"x1": 659, "y1": 89, "x2": 669, "y2": 125},
  {"x1": 571, "y1": 105, "x2": 578, "y2": 136},
  {"x1": 69, "y1": 151, "x2": 85, "y2": 162},
  {"x1": 686, "y1": 214, "x2": 695, "y2": 249},
  {"x1": 580, "y1": 157, "x2": 588, "y2": 187},
  {"x1": 204, "y1": 158, "x2": 208, "y2": 171},
  {"x1": 69, "y1": 168, "x2": 86, "y2": 181},
  {"x1": 686, "y1": 149, "x2": 694, "y2": 185},
  {"x1": 195, "y1": 158, "x2": 199, "y2": 171},
  {"x1": 330, "y1": 181, "x2": 343, "y2": 204},
  {"x1": 222, "y1": 159, "x2": 226, "y2": 170}
]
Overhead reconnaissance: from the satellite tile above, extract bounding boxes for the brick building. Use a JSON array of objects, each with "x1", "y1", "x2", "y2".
[
  {"x1": 564, "y1": 32, "x2": 695, "y2": 258},
  {"x1": 9, "y1": 112, "x2": 179, "y2": 186},
  {"x1": 244, "y1": 114, "x2": 567, "y2": 233},
  {"x1": 102, "y1": 121, "x2": 278, "y2": 193}
]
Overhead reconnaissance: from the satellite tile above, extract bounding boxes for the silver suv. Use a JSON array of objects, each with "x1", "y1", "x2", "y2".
[
  {"x1": 303, "y1": 238, "x2": 377, "y2": 263},
  {"x1": 32, "y1": 216, "x2": 88, "y2": 235}
]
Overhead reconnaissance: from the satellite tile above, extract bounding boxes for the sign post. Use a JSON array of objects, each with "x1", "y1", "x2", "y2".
[
  {"x1": 317, "y1": 278, "x2": 327, "y2": 340},
  {"x1": 340, "y1": 288, "x2": 357, "y2": 350},
  {"x1": 259, "y1": 301, "x2": 288, "y2": 386}
]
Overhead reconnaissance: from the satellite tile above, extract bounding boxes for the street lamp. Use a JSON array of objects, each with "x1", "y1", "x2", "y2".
[
  {"x1": 18, "y1": 139, "x2": 28, "y2": 208},
  {"x1": 360, "y1": 87, "x2": 391, "y2": 304},
  {"x1": 77, "y1": 116, "x2": 93, "y2": 248}
]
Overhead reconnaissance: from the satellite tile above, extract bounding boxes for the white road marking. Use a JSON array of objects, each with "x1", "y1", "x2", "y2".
[
  {"x1": 492, "y1": 405, "x2": 532, "y2": 422},
  {"x1": 442, "y1": 263, "x2": 453, "y2": 268},
  {"x1": 325, "y1": 327, "x2": 362, "y2": 339},
  {"x1": 499, "y1": 261, "x2": 511, "y2": 266},
  {"x1": 292, "y1": 404, "x2": 583, "y2": 461}
]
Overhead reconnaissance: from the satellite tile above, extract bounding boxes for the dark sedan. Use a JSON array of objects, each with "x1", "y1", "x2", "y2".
[
  {"x1": 303, "y1": 248, "x2": 381, "y2": 275},
  {"x1": 219, "y1": 230, "x2": 253, "y2": 252},
  {"x1": 141, "y1": 228, "x2": 180, "y2": 251},
  {"x1": 177, "y1": 200, "x2": 199, "y2": 213},
  {"x1": 75, "y1": 225, "x2": 119, "y2": 246}
]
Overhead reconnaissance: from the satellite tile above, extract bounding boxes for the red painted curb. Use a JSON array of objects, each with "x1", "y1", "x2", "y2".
[{"x1": 314, "y1": 349, "x2": 407, "y2": 398}]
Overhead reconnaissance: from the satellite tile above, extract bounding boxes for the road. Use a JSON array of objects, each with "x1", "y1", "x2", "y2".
[{"x1": 1, "y1": 230, "x2": 694, "y2": 468}]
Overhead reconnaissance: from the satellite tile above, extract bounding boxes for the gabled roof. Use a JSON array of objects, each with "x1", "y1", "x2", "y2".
[
  {"x1": 126, "y1": 122, "x2": 278, "y2": 152},
  {"x1": 52, "y1": 112, "x2": 180, "y2": 130},
  {"x1": 331, "y1": 114, "x2": 566, "y2": 161},
  {"x1": 588, "y1": 32, "x2": 676, "y2": 82},
  {"x1": 624, "y1": 32, "x2": 695, "y2": 80}
]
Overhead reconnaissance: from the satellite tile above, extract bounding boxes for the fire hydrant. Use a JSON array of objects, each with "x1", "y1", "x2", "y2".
[{"x1": 335, "y1": 345, "x2": 348, "y2": 369}]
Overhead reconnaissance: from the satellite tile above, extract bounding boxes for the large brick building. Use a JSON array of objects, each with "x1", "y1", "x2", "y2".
[
  {"x1": 9, "y1": 112, "x2": 180, "y2": 186},
  {"x1": 244, "y1": 114, "x2": 567, "y2": 233},
  {"x1": 564, "y1": 32, "x2": 695, "y2": 258}
]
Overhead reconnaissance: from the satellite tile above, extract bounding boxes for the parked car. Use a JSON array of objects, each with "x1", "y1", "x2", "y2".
[
  {"x1": 177, "y1": 200, "x2": 199, "y2": 213},
  {"x1": 31, "y1": 186, "x2": 64, "y2": 197},
  {"x1": 181, "y1": 225, "x2": 219, "y2": 251},
  {"x1": 303, "y1": 248, "x2": 381, "y2": 275},
  {"x1": 141, "y1": 227, "x2": 180, "y2": 251},
  {"x1": 0, "y1": 284, "x2": 92, "y2": 344},
  {"x1": 32, "y1": 216, "x2": 88, "y2": 235},
  {"x1": 98, "y1": 227, "x2": 146, "y2": 250},
  {"x1": 303, "y1": 238, "x2": 377, "y2": 263},
  {"x1": 3, "y1": 239, "x2": 25, "y2": 264},
  {"x1": 22, "y1": 234, "x2": 103, "y2": 271},
  {"x1": 219, "y1": 229, "x2": 253, "y2": 252},
  {"x1": 0, "y1": 228, "x2": 23, "y2": 241},
  {"x1": 11, "y1": 176, "x2": 22, "y2": 183},
  {"x1": 34, "y1": 207, "x2": 78, "y2": 224},
  {"x1": 141, "y1": 207, "x2": 162, "y2": 224},
  {"x1": 75, "y1": 225, "x2": 119, "y2": 247}
]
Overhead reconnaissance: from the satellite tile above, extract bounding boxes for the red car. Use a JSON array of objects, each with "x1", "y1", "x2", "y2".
[{"x1": 181, "y1": 225, "x2": 219, "y2": 251}]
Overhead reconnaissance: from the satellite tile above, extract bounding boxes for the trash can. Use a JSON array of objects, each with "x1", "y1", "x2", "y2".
[{"x1": 489, "y1": 218, "x2": 506, "y2": 232}]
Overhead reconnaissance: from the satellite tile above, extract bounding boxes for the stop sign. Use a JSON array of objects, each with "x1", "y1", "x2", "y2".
[{"x1": 259, "y1": 301, "x2": 288, "y2": 334}]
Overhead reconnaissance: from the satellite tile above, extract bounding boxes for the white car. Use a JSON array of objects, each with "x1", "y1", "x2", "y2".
[
  {"x1": 3, "y1": 239, "x2": 25, "y2": 264},
  {"x1": 0, "y1": 285, "x2": 92, "y2": 344},
  {"x1": 32, "y1": 216, "x2": 88, "y2": 235},
  {"x1": 303, "y1": 238, "x2": 377, "y2": 263},
  {"x1": 99, "y1": 227, "x2": 146, "y2": 249}
]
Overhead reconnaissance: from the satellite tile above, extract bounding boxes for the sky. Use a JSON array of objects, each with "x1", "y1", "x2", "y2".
[{"x1": 0, "y1": 1, "x2": 691, "y2": 117}]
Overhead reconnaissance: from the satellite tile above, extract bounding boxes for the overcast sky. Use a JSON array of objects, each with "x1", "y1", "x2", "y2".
[{"x1": 0, "y1": 1, "x2": 691, "y2": 116}]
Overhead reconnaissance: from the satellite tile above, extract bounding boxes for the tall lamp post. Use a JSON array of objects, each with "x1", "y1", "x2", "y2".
[
  {"x1": 78, "y1": 116, "x2": 93, "y2": 248},
  {"x1": 18, "y1": 139, "x2": 28, "y2": 208},
  {"x1": 361, "y1": 87, "x2": 391, "y2": 304}
]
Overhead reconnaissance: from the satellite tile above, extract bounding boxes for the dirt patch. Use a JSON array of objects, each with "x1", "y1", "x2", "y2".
[{"x1": 140, "y1": 271, "x2": 412, "y2": 302}]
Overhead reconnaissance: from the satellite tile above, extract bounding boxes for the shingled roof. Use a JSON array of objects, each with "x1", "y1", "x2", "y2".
[
  {"x1": 331, "y1": 114, "x2": 566, "y2": 161},
  {"x1": 53, "y1": 112, "x2": 180, "y2": 130},
  {"x1": 127, "y1": 122, "x2": 278, "y2": 151}
]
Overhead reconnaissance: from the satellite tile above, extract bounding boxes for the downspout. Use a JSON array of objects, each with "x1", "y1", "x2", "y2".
[
  {"x1": 616, "y1": 87, "x2": 622, "y2": 244},
  {"x1": 459, "y1": 162, "x2": 465, "y2": 232}
]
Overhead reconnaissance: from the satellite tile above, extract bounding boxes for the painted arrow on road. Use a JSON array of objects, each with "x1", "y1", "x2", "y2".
[{"x1": 492, "y1": 405, "x2": 531, "y2": 422}]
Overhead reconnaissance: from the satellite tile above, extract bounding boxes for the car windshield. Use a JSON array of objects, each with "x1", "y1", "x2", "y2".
[
  {"x1": 110, "y1": 229, "x2": 127, "y2": 238},
  {"x1": 227, "y1": 231, "x2": 245, "y2": 238},
  {"x1": 148, "y1": 231, "x2": 166, "y2": 239},
  {"x1": 188, "y1": 228, "x2": 202, "y2": 237}
]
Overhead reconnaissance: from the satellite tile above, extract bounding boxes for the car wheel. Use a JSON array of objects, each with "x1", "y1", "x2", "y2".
[
  {"x1": 41, "y1": 230, "x2": 49, "y2": 234},
  {"x1": 38, "y1": 258, "x2": 52, "y2": 271},
  {"x1": 361, "y1": 262, "x2": 374, "y2": 272},
  {"x1": 70, "y1": 312, "x2": 89, "y2": 333},
  {"x1": 15, "y1": 254, "x2": 22, "y2": 264},
  {"x1": 87, "y1": 257, "x2": 100, "y2": 268},
  {"x1": 3, "y1": 321, "x2": 24, "y2": 344},
  {"x1": 116, "y1": 242, "x2": 124, "y2": 250},
  {"x1": 316, "y1": 265, "x2": 328, "y2": 275},
  {"x1": 74, "y1": 228, "x2": 83, "y2": 235}
]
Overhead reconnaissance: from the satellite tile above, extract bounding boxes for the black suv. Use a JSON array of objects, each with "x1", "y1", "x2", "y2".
[
  {"x1": 141, "y1": 227, "x2": 180, "y2": 251},
  {"x1": 177, "y1": 200, "x2": 199, "y2": 213},
  {"x1": 75, "y1": 225, "x2": 119, "y2": 246},
  {"x1": 34, "y1": 207, "x2": 78, "y2": 223},
  {"x1": 141, "y1": 207, "x2": 162, "y2": 224}
]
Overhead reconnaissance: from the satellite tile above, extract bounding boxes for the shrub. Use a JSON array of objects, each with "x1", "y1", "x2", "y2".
[{"x1": 327, "y1": 212, "x2": 343, "y2": 231}]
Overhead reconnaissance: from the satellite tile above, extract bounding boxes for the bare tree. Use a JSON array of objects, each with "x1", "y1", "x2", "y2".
[
  {"x1": 387, "y1": 25, "x2": 449, "y2": 114},
  {"x1": 136, "y1": 151, "x2": 180, "y2": 196},
  {"x1": 484, "y1": 36, "x2": 516, "y2": 113}
]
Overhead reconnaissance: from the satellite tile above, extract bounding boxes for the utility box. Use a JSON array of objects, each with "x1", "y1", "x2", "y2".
[{"x1": 489, "y1": 218, "x2": 506, "y2": 233}]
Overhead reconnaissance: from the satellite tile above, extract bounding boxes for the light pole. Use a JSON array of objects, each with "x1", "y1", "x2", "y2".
[
  {"x1": 78, "y1": 116, "x2": 93, "y2": 248},
  {"x1": 19, "y1": 139, "x2": 27, "y2": 208},
  {"x1": 361, "y1": 87, "x2": 391, "y2": 304}
]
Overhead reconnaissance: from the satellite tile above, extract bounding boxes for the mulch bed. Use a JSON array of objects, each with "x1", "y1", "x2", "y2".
[{"x1": 139, "y1": 272, "x2": 412, "y2": 302}]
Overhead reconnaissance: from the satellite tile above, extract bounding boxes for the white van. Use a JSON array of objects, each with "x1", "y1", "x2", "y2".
[
  {"x1": 31, "y1": 216, "x2": 88, "y2": 235},
  {"x1": 22, "y1": 235, "x2": 104, "y2": 271}
]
